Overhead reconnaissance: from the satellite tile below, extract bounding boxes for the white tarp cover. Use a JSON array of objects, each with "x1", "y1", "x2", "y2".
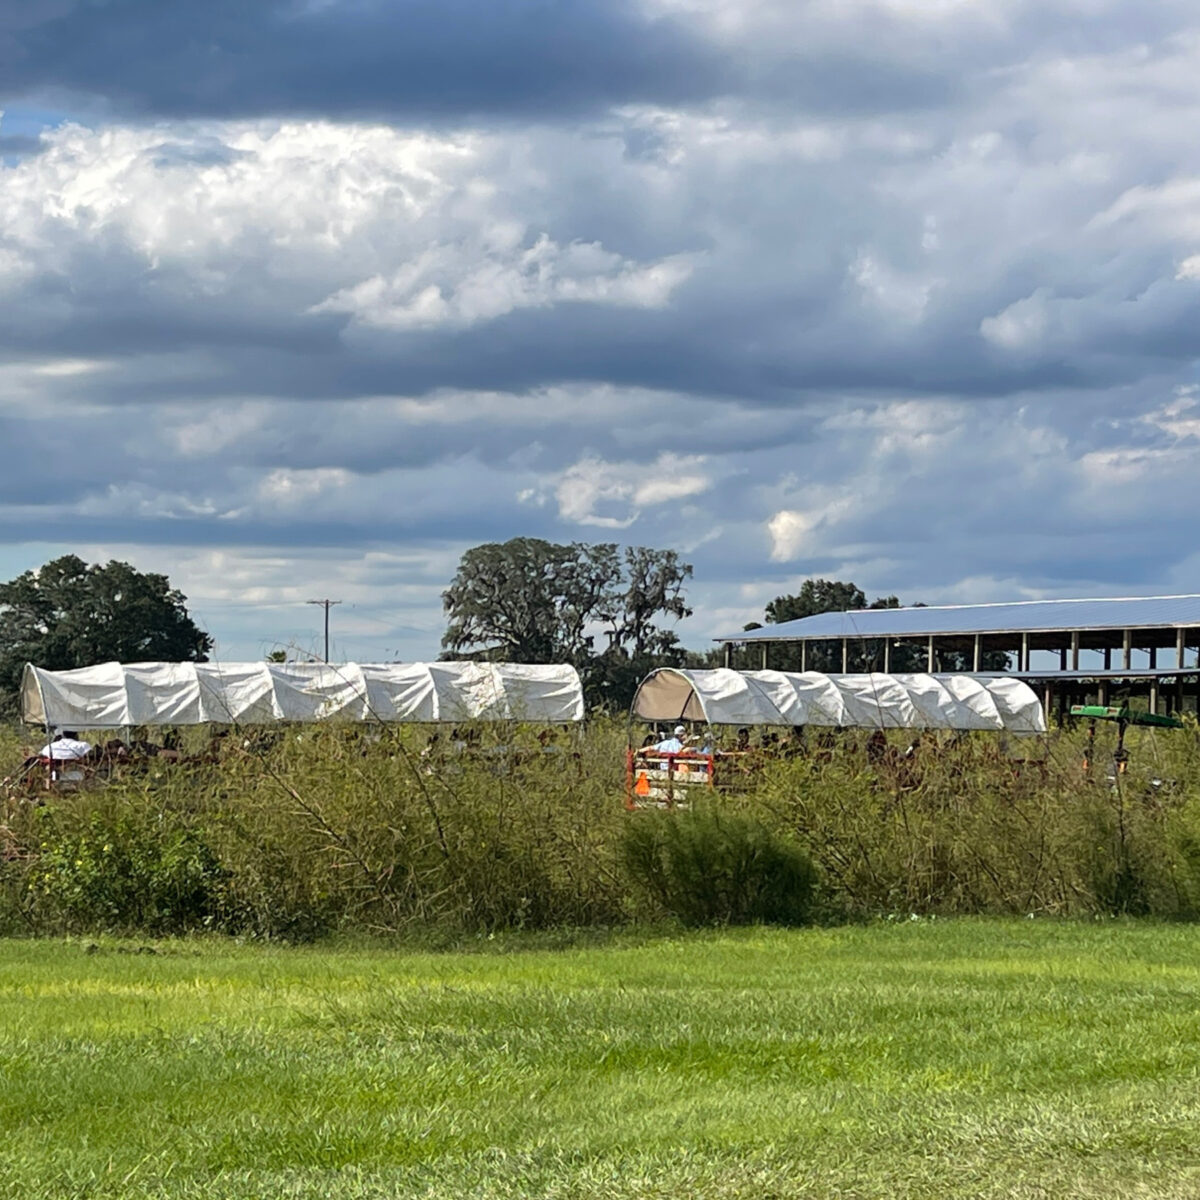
[
  {"x1": 21, "y1": 661, "x2": 584, "y2": 729},
  {"x1": 631, "y1": 669, "x2": 1046, "y2": 734}
]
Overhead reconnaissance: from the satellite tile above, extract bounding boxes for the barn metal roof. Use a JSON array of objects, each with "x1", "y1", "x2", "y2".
[{"x1": 717, "y1": 595, "x2": 1200, "y2": 643}]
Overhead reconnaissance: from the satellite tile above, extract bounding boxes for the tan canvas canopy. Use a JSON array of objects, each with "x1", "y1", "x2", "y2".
[
  {"x1": 21, "y1": 661, "x2": 585, "y2": 729},
  {"x1": 632, "y1": 668, "x2": 1046, "y2": 734}
]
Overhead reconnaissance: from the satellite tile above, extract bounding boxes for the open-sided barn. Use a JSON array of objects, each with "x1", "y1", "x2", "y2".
[{"x1": 715, "y1": 594, "x2": 1200, "y2": 719}]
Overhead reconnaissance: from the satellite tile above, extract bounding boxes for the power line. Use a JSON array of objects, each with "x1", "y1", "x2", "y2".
[{"x1": 306, "y1": 598, "x2": 342, "y2": 662}]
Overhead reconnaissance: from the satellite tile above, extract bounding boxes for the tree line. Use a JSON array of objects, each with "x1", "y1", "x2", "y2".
[{"x1": 0, "y1": 544, "x2": 1002, "y2": 716}]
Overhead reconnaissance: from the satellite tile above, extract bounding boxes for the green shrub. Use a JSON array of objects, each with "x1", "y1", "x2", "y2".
[
  {"x1": 28, "y1": 810, "x2": 226, "y2": 934},
  {"x1": 1166, "y1": 823, "x2": 1200, "y2": 919},
  {"x1": 621, "y1": 806, "x2": 817, "y2": 926}
]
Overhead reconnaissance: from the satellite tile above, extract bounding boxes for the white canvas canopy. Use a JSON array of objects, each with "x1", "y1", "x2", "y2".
[
  {"x1": 631, "y1": 668, "x2": 1046, "y2": 734},
  {"x1": 21, "y1": 661, "x2": 585, "y2": 729}
]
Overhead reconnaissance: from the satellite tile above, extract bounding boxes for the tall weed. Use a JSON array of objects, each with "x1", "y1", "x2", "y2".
[
  {"x1": 6, "y1": 717, "x2": 1200, "y2": 933},
  {"x1": 748, "y1": 724, "x2": 1200, "y2": 918}
]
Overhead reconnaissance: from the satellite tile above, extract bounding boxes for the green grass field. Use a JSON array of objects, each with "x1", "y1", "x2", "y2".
[{"x1": 2, "y1": 921, "x2": 1199, "y2": 1198}]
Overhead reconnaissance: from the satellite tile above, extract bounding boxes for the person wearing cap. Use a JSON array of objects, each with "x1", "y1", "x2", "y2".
[{"x1": 653, "y1": 725, "x2": 689, "y2": 753}]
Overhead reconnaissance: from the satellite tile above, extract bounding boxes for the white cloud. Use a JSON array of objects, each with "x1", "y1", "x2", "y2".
[
  {"x1": 1176, "y1": 254, "x2": 1200, "y2": 280},
  {"x1": 552, "y1": 452, "x2": 712, "y2": 528},
  {"x1": 851, "y1": 251, "x2": 937, "y2": 321},
  {"x1": 257, "y1": 467, "x2": 352, "y2": 505},
  {"x1": 0, "y1": 118, "x2": 700, "y2": 348},
  {"x1": 30, "y1": 358, "x2": 110, "y2": 377},
  {"x1": 767, "y1": 509, "x2": 817, "y2": 561},
  {"x1": 312, "y1": 235, "x2": 696, "y2": 331},
  {"x1": 980, "y1": 289, "x2": 1052, "y2": 350},
  {"x1": 76, "y1": 484, "x2": 225, "y2": 520},
  {"x1": 172, "y1": 402, "x2": 273, "y2": 457},
  {"x1": 1140, "y1": 391, "x2": 1200, "y2": 440}
]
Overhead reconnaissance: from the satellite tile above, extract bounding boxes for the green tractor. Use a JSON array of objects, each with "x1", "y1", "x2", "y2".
[{"x1": 1070, "y1": 703, "x2": 1183, "y2": 781}]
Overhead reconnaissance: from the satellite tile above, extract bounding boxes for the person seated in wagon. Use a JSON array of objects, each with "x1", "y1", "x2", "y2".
[
  {"x1": 653, "y1": 725, "x2": 692, "y2": 753},
  {"x1": 38, "y1": 730, "x2": 93, "y2": 761}
]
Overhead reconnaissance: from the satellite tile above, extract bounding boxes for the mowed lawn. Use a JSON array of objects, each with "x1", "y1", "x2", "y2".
[{"x1": 2, "y1": 922, "x2": 1199, "y2": 1199}]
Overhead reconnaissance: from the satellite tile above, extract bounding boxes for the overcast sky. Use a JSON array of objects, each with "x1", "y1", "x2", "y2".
[{"x1": 3, "y1": 0, "x2": 1200, "y2": 662}]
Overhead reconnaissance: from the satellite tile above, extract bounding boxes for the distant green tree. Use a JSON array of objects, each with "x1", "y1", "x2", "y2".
[
  {"x1": 441, "y1": 538, "x2": 692, "y2": 709},
  {"x1": 765, "y1": 580, "x2": 867, "y2": 625},
  {"x1": 0, "y1": 555, "x2": 212, "y2": 714}
]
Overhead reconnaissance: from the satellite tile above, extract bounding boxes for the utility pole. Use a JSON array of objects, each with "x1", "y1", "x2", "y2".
[{"x1": 306, "y1": 599, "x2": 341, "y2": 662}]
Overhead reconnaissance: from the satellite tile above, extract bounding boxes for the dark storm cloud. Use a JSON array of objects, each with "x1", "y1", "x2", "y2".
[
  {"x1": 5, "y1": 0, "x2": 1194, "y2": 126},
  {"x1": 1, "y1": 0, "x2": 725, "y2": 121},
  {"x1": 747, "y1": 51, "x2": 957, "y2": 115},
  {"x1": 0, "y1": 412, "x2": 147, "y2": 504},
  {"x1": 0, "y1": 263, "x2": 1162, "y2": 411}
]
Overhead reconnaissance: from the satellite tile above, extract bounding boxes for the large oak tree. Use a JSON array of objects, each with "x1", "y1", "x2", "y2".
[
  {"x1": 441, "y1": 537, "x2": 692, "y2": 708},
  {"x1": 0, "y1": 555, "x2": 212, "y2": 713}
]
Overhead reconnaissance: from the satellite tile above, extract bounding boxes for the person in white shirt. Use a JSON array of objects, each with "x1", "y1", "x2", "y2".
[
  {"x1": 654, "y1": 725, "x2": 689, "y2": 753},
  {"x1": 38, "y1": 731, "x2": 93, "y2": 761}
]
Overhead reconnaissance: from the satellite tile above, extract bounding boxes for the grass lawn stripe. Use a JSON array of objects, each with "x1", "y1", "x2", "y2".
[{"x1": 1, "y1": 920, "x2": 1199, "y2": 1198}]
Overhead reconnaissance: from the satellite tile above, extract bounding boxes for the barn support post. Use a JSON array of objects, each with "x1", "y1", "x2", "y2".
[
  {"x1": 1071, "y1": 631, "x2": 1080, "y2": 671},
  {"x1": 841, "y1": 638, "x2": 849, "y2": 673},
  {"x1": 1150, "y1": 678, "x2": 1160, "y2": 715},
  {"x1": 1177, "y1": 628, "x2": 1187, "y2": 670},
  {"x1": 1104, "y1": 647, "x2": 1112, "y2": 670},
  {"x1": 972, "y1": 634, "x2": 981, "y2": 672},
  {"x1": 1123, "y1": 629, "x2": 1132, "y2": 670},
  {"x1": 1059, "y1": 647, "x2": 1068, "y2": 671},
  {"x1": 801, "y1": 641, "x2": 807, "y2": 672},
  {"x1": 723, "y1": 643, "x2": 732, "y2": 669},
  {"x1": 1020, "y1": 632, "x2": 1030, "y2": 673},
  {"x1": 883, "y1": 640, "x2": 891, "y2": 672},
  {"x1": 760, "y1": 643, "x2": 768, "y2": 670},
  {"x1": 926, "y1": 636, "x2": 935, "y2": 672}
]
